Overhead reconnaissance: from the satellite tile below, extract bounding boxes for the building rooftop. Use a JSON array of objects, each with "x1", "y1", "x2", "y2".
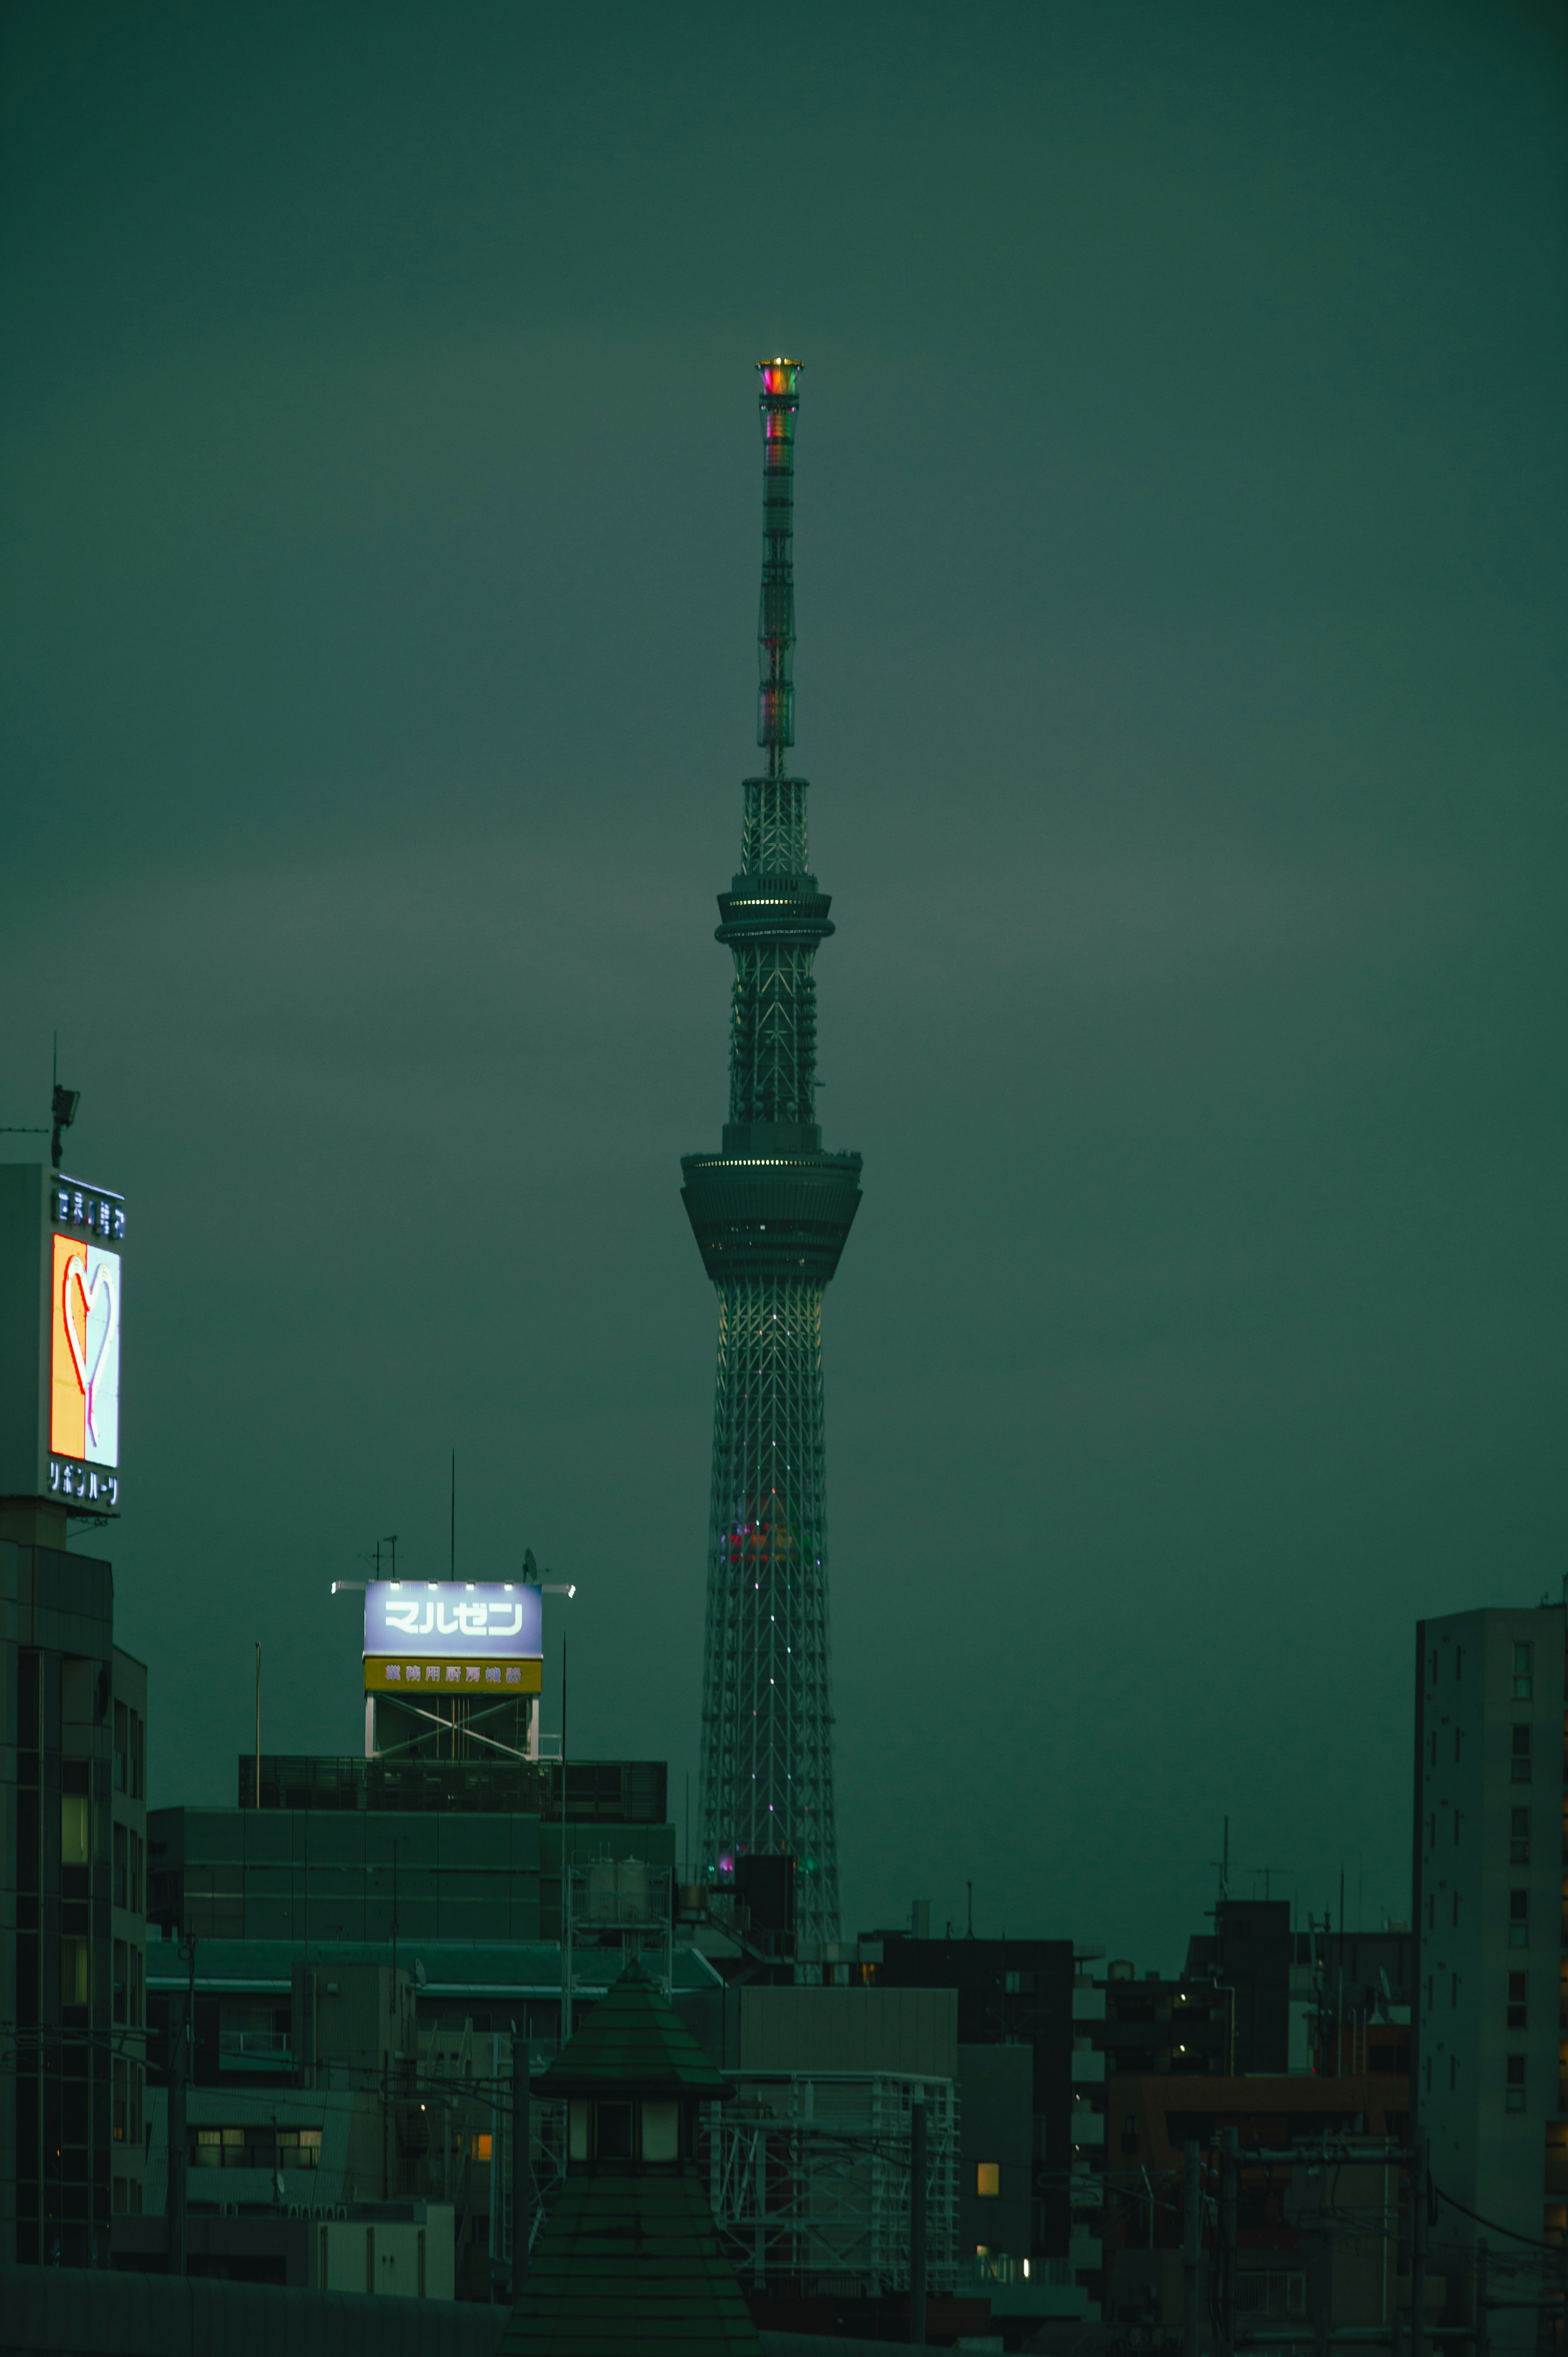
[{"x1": 144, "y1": 1933, "x2": 723, "y2": 1998}]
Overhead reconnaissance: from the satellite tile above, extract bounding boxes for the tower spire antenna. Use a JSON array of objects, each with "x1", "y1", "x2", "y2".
[
  {"x1": 757, "y1": 358, "x2": 801, "y2": 784},
  {"x1": 679, "y1": 359, "x2": 863, "y2": 1954}
]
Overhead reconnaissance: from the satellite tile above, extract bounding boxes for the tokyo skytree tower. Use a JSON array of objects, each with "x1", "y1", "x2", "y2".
[{"x1": 681, "y1": 360, "x2": 862, "y2": 1949}]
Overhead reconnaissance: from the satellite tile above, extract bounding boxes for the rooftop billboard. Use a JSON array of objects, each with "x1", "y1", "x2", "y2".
[
  {"x1": 363, "y1": 1579, "x2": 543, "y2": 1695},
  {"x1": 0, "y1": 1166, "x2": 125, "y2": 1514}
]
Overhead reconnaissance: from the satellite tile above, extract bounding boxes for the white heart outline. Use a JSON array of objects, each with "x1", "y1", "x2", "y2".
[{"x1": 63, "y1": 1253, "x2": 118, "y2": 1449}]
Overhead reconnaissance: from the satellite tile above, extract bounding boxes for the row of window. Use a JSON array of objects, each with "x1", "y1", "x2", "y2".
[
  {"x1": 57, "y1": 1934, "x2": 146, "y2": 2022},
  {"x1": 113, "y1": 1822, "x2": 145, "y2": 1914},
  {"x1": 1427, "y1": 1965, "x2": 1539, "y2": 2028},
  {"x1": 112, "y1": 2058, "x2": 143, "y2": 2149},
  {"x1": 114, "y1": 1699, "x2": 146, "y2": 1799},
  {"x1": 111, "y1": 1939, "x2": 144, "y2": 2028},
  {"x1": 1423, "y1": 2052, "x2": 1530, "y2": 2112},
  {"x1": 1425, "y1": 1640, "x2": 1533, "y2": 1696},
  {"x1": 192, "y1": 2127, "x2": 324, "y2": 2169},
  {"x1": 1422, "y1": 1884, "x2": 1544, "y2": 1950}
]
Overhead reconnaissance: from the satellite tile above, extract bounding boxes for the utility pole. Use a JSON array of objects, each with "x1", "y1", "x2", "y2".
[
  {"x1": 1183, "y1": 2142, "x2": 1203, "y2": 2357},
  {"x1": 167, "y1": 1932, "x2": 197, "y2": 2274},
  {"x1": 1312, "y1": 2233, "x2": 1331, "y2": 2357},
  {"x1": 909, "y1": 2085, "x2": 927, "y2": 2347},
  {"x1": 166, "y1": 1993, "x2": 187, "y2": 2275},
  {"x1": 512, "y1": 2024, "x2": 531, "y2": 2301},
  {"x1": 1410, "y1": 2125, "x2": 1428, "y2": 2357},
  {"x1": 1220, "y1": 2127, "x2": 1238, "y2": 2357},
  {"x1": 1473, "y1": 2240, "x2": 1488, "y2": 2357},
  {"x1": 253, "y1": 1643, "x2": 262, "y2": 1808}
]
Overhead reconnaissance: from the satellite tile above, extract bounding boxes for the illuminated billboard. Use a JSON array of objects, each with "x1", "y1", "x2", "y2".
[
  {"x1": 0, "y1": 1166, "x2": 125, "y2": 1513},
  {"x1": 363, "y1": 1579, "x2": 543, "y2": 1695}
]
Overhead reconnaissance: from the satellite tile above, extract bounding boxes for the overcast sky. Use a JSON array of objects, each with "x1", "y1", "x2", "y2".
[{"x1": 1, "y1": 2, "x2": 1563, "y2": 1964}]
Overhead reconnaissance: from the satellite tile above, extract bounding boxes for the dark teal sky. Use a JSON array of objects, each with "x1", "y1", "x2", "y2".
[{"x1": 2, "y1": 3, "x2": 1563, "y2": 1961}]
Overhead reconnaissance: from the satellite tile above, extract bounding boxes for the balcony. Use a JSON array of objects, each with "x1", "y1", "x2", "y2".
[{"x1": 217, "y1": 2031, "x2": 294, "y2": 2074}]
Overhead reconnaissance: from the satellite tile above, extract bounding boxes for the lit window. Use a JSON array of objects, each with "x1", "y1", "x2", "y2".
[{"x1": 977, "y1": 2163, "x2": 1001, "y2": 2197}]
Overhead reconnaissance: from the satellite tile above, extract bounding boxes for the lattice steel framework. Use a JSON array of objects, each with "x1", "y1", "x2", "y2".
[
  {"x1": 681, "y1": 361, "x2": 862, "y2": 1951},
  {"x1": 702, "y1": 2076, "x2": 959, "y2": 2297}
]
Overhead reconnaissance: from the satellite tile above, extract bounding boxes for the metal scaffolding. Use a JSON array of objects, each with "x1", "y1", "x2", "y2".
[
  {"x1": 702, "y1": 2074, "x2": 958, "y2": 2298},
  {"x1": 680, "y1": 360, "x2": 863, "y2": 1951}
]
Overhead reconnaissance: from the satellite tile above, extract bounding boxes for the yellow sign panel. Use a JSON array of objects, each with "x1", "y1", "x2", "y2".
[{"x1": 365, "y1": 1656, "x2": 542, "y2": 1695}]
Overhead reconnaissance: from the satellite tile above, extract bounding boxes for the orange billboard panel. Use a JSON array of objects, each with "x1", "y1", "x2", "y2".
[{"x1": 51, "y1": 1234, "x2": 88, "y2": 1460}]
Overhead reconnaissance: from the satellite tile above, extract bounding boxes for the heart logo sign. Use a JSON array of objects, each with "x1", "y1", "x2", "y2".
[
  {"x1": 51, "y1": 1234, "x2": 122, "y2": 1468},
  {"x1": 65, "y1": 1258, "x2": 117, "y2": 1447}
]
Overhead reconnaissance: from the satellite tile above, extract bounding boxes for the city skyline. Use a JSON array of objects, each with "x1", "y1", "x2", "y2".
[{"x1": 0, "y1": 3, "x2": 1561, "y2": 1969}]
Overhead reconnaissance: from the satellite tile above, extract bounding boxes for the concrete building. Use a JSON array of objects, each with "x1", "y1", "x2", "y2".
[
  {"x1": 2, "y1": 1531, "x2": 148, "y2": 2266},
  {"x1": 167, "y1": 1754, "x2": 670, "y2": 1947},
  {"x1": 108, "y1": 1647, "x2": 148, "y2": 2224},
  {"x1": 1104, "y1": 2070, "x2": 1412, "y2": 2337},
  {"x1": 861, "y1": 1927, "x2": 1076, "y2": 2261},
  {"x1": 1415, "y1": 1602, "x2": 1567, "y2": 2339}
]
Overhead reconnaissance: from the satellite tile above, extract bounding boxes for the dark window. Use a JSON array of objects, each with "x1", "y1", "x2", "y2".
[
  {"x1": 595, "y1": 2103, "x2": 634, "y2": 2160},
  {"x1": 1513, "y1": 1643, "x2": 1533, "y2": 1700},
  {"x1": 1510, "y1": 1890, "x2": 1529, "y2": 1920},
  {"x1": 1511, "y1": 1726, "x2": 1532, "y2": 1783},
  {"x1": 1506, "y1": 2055, "x2": 1526, "y2": 2113},
  {"x1": 1454, "y1": 1729, "x2": 1463, "y2": 1764},
  {"x1": 1510, "y1": 1808, "x2": 1530, "y2": 1866}
]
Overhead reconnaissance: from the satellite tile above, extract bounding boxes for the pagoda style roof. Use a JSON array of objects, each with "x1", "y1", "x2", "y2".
[
  {"x1": 501, "y1": 2169, "x2": 761, "y2": 2356},
  {"x1": 539, "y1": 1956, "x2": 724, "y2": 2097},
  {"x1": 505, "y1": 1957, "x2": 757, "y2": 2355}
]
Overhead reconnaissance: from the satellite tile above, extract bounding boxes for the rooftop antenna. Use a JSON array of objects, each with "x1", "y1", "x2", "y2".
[
  {"x1": 49, "y1": 1035, "x2": 80, "y2": 1169},
  {"x1": 1, "y1": 1036, "x2": 64, "y2": 1151},
  {"x1": 965, "y1": 1880, "x2": 974, "y2": 1940},
  {"x1": 1210, "y1": 1815, "x2": 1231, "y2": 1911},
  {"x1": 450, "y1": 1449, "x2": 456, "y2": 1579}
]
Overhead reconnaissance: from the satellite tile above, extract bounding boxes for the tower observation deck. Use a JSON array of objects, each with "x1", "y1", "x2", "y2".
[{"x1": 681, "y1": 360, "x2": 862, "y2": 1949}]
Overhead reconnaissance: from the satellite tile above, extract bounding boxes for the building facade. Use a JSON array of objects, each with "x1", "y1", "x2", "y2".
[
  {"x1": 1, "y1": 1535, "x2": 146, "y2": 2264},
  {"x1": 1415, "y1": 1602, "x2": 1567, "y2": 2341}
]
